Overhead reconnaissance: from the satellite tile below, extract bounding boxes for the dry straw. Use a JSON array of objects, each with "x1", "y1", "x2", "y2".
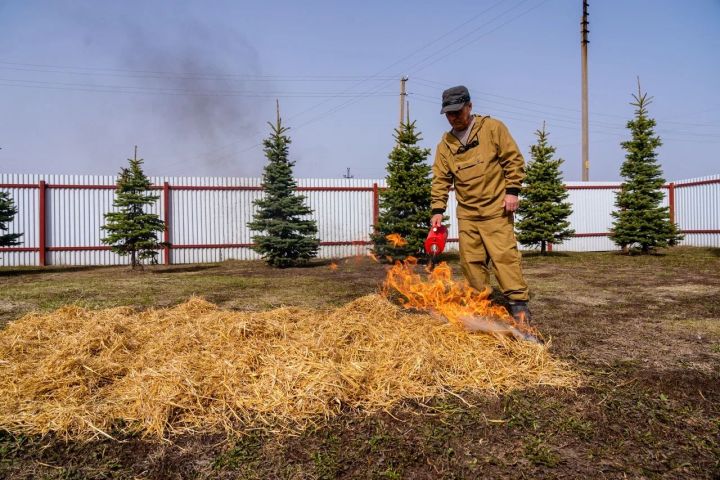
[{"x1": 0, "y1": 295, "x2": 578, "y2": 440}]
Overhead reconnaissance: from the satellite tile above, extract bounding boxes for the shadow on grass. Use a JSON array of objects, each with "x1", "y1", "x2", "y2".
[
  {"x1": 257, "y1": 259, "x2": 338, "y2": 270},
  {"x1": 0, "y1": 265, "x2": 116, "y2": 277},
  {"x1": 521, "y1": 251, "x2": 572, "y2": 259},
  {"x1": 150, "y1": 265, "x2": 221, "y2": 274}
]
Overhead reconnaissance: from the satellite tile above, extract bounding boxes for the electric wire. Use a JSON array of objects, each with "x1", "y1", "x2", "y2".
[{"x1": 414, "y1": 77, "x2": 720, "y2": 129}]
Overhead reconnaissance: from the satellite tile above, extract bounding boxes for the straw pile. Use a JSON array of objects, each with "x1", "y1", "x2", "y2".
[{"x1": 0, "y1": 295, "x2": 577, "y2": 440}]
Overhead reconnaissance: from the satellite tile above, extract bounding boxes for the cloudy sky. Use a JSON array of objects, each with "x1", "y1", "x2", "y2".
[{"x1": 1, "y1": 0, "x2": 718, "y2": 182}]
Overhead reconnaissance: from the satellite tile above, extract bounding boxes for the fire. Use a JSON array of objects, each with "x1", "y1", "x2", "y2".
[
  {"x1": 329, "y1": 262, "x2": 338, "y2": 271},
  {"x1": 385, "y1": 233, "x2": 407, "y2": 247},
  {"x1": 367, "y1": 252, "x2": 379, "y2": 263},
  {"x1": 383, "y1": 257, "x2": 540, "y2": 342}
]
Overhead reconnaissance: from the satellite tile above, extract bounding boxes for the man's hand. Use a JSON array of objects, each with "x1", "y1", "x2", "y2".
[
  {"x1": 503, "y1": 194, "x2": 519, "y2": 213},
  {"x1": 431, "y1": 213, "x2": 444, "y2": 227}
]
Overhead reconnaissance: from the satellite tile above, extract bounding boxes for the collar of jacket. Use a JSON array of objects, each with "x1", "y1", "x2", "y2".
[{"x1": 442, "y1": 114, "x2": 488, "y2": 152}]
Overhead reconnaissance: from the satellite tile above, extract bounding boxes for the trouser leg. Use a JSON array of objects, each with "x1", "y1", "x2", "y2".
[
  {"x1": 477, "y1": 214, "x2": 529, "y2": 302},
  {"x1": 458, "y1": 218, "x2": 491, "y2": 292}
]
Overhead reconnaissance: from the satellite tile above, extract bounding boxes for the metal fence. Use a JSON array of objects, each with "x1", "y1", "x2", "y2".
[{"x1": 1, "y1": 173, "x2": 718, "y2": 266}]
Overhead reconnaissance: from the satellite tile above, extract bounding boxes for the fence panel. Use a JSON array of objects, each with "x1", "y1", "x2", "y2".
[
  {"x1": 1, "y1": 173, "x2": 718, "y2": 266},
  {"x1": 0, "y1": 174, "x2": 39, "y2": 266},
  {"x1": 552, "y1": 183, "x2": 621, "y2": 252},
  {"x1": 674, "y1": 174, "x2": 720, "y2": 248}
]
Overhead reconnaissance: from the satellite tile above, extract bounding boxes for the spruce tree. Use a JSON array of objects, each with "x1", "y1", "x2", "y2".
[
  {"x1": 371, "y1": 121, "x2": 432, "y2": 262},
  {"x1": 0, "y1": 191, "x2": 22, "y2": 247},
  {"x1": 611, "y1": 82, "x2": 683, "y2": 254},
  {"x1": 516, "y1": 124, "x2": 574, "y2": 254},
  {"x1": 248, "y1": 108, "x2": 319, "y2": 267},
  {"x1": 102, "y1": 147, "x2": 166, "y2": 269}
]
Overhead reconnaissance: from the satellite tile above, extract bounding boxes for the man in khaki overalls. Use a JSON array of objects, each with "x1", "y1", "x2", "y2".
[{"x1": 430, "y1": 85, "x2": 531, "y2": 323}]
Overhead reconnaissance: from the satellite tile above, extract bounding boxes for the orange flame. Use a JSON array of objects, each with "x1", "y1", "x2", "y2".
[
  {"x1": 367, "y1": 252, "x2": 379, "y2": 263},
  {"x1": 385, "y1": 233, "x2": 407, "y2": 247},
  {"x1": 329, "y1": 262, "x2": 338, "y2": 271},
  {"x1": 383, "y1": 257, "x2": 539, "y2": 340}
]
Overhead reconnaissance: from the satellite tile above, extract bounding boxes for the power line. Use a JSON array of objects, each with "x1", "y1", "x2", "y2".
[
  {"x1": 285, "y1": 0, "x2": 552, "y2": 136},
  {"x1": 0, "y1": 61, "x2": 398, "y2": 82},
  {"x1": 411, "y1": 92, "x2": 625, "y2": 132},
  {"x1": 0, "y1": 78, "x2": 398, "y2": 98},
  {"x1": 412, "y1": 78, "x2": 720, "y2": 130},
  {"x1": 412, "y1": 94, "x2": 720, "y2": 142},
  {"x1": 0, "y1": 77, "x2": 399, "y2": 97},
  {"x1": 287, "y1": 0, "x2": 547, "y2": 131},
  {"x1": 281, "y1": 0, "x2": 517, "y2": 125},
  {"x1": 403, "y1": 0, "x2": 551, "y2": 75},
  {"x1": 411, "y1": 91, "x2": 625, "y2": 130}
]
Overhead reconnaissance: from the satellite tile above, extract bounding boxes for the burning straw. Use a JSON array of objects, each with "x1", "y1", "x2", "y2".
[
  {"x1": 0, "y1": 295, "x2": 576, "y2": 440},
  {"x1": 384, "y1": 257, "x2": 540, "y2": 341}
]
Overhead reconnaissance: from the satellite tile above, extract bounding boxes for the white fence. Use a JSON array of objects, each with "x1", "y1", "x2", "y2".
[{"x1": 1, "y1": 173, "x2": 718, "y2": 266}]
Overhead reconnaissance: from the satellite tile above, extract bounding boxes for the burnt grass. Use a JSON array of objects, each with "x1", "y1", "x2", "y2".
[{"x1": 1, "y1": 248, "x2": 719, "y2": 479}]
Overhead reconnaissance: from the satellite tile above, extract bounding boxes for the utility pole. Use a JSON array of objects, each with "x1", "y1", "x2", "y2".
[
  {"x1": 399, "y1": 76, "x2": 408, "y2": 126},
  {"x1": 581, "y1": 0, "x2": 590, "y2": 181}
]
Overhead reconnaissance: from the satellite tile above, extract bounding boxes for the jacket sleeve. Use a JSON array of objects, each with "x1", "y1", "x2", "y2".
[
  {"x1": 431, "y1": 146, "x2": 453, "y2": 214},
  {"x1": 495, "y1": 120, "x2": 526, "y2": 193}
]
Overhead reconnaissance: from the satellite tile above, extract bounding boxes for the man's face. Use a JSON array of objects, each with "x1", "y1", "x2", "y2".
[{"x1": 445, "y1": 102, "x2": 472, "y2": 131}]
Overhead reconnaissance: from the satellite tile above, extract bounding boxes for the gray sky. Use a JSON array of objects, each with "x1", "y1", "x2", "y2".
[{"x1": 1, "y1": 0, "x2": 718, "y2": 182}]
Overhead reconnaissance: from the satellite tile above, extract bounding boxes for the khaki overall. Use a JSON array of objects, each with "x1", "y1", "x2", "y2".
[{"x1": 431, "y1": 115, "x2": 529, "y2": 301}]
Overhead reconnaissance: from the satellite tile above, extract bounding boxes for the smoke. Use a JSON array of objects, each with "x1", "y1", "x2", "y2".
[
  {"x1": 4, "y1": 1, "x2": 271, "y2": 176},
  {"x1": 119, "y1": 17, "x2": 265, "y2": 174}
]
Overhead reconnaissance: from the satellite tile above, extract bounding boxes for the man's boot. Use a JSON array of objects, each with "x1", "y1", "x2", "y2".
[{"x1": 508, "y1": 300, "x2": 532, "y2": 325}]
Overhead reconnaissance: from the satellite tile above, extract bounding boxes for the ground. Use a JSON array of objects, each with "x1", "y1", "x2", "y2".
[{"x1": 1, "y1": 247, "x2": 719, "y2": 479}]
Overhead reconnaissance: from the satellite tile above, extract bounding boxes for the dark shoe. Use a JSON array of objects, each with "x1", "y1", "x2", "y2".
[{"x1": 508, "y1": 301, "x2": 532, "y2": 325}]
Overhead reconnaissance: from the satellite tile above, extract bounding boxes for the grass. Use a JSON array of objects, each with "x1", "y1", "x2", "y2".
[{"x1": 0, "y1": 247, "x2": 719, "y2": 479}]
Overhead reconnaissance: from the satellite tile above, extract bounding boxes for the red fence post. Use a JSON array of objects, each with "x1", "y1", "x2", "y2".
[
  {"x1": 668, "y1": 182, "x2": 676, "y2": 224},
  {"x1": 372, "y1": 183, "x2": 379, "y2": 229},
  {"x1": 38, "y1": 180, "x2": 47, "y2": 266},
  {"x1": 163, "y1": 181, "x2": 171, "y2": 265}
]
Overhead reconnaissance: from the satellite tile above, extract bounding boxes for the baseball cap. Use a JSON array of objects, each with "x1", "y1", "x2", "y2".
[{"x1": 440, "y1": 85, "x2": 471, "y2": 114}]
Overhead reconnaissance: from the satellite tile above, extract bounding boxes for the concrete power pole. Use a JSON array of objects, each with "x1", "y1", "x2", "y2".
[
  {"x1": 581, "y1": 0, "x2": 590, "y2": 181},
  {"x1": 399, "y1": 76, "x2": 408, "y2": 126}
]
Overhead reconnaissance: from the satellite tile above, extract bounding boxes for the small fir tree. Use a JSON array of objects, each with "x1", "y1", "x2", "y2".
[
  {"x1": 102, "y1": 147, "x2": 166, "y2": 269},
  {"x1": 0, "y1": 191, "x2": 22, "y2": 247},
  {"x1": 248, "y1": 106, "x2": 319, "y2": 267},
  {"x1": 516, "y1": 124, "x2": 574, "y2": 254},
  {"x1": 611, "y1": 81, "x2": 683, "y2": 254},
  {"x1": 371, "y1": 121, "x2": 432, "y2": 261}
]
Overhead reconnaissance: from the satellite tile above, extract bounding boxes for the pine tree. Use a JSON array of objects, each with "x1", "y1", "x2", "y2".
[
  {"x1": 248, "y1": 107, "x2": 319, "y2": 267},
  {"x1": 0, "y1": 191, "x2": 22, "y2": 247},
  {"x1": 516, "y1": 124, "x2": 574, "y2": 254},
  {"x1": 371, "y1": 121, "x2": 432, "y2": 262},
  {"x1": 611, "y1": 82, "x2": 683, "y2": 254},
  {"x1": 102, "y1": 147, "x2": 166, "y2": 269}
]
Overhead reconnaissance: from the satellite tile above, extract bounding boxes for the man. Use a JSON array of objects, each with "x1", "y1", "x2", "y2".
[{"x1": 430, "y1": 85, "x2": 531, "y2": 323}]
